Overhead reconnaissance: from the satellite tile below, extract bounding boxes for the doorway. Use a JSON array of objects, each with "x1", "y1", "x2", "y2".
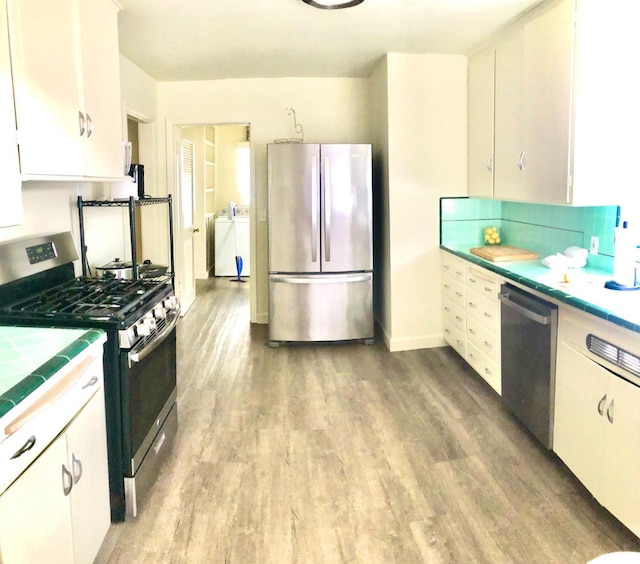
[{"x1": 171, "y1": 123, "x2": 252, "y2": 315}]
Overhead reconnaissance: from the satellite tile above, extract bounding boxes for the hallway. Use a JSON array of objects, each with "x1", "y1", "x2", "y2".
[{"x1": 96, "y1": 278, "x2": 640, "y2": 563}]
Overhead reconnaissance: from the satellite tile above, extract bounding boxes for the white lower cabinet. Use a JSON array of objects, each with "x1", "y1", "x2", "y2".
[
  {"x1": 441, "y1": 252, "x2": 502, "y2": 393},
  {"x1": 554, "y1": 341, "x2": 640, "y2": 537},
  {"x1": 0, "y1": 388, "x2": 110, "y2": 563}
]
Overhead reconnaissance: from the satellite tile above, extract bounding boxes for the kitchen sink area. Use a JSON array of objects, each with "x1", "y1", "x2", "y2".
[{"x1": 440, "y1": 195, "x2": 640, "y2": 540}]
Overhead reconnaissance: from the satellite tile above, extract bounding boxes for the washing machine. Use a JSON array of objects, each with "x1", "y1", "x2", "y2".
[{"x1": 214, "y1": 206, "x2": 250, "y2": 276}]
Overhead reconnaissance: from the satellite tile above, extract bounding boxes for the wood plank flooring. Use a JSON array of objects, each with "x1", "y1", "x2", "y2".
[{"x1": 95, "y1": 277, "x2": 640, "y2": 563}]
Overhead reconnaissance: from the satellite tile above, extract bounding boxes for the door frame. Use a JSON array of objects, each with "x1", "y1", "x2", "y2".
[{"x1": 165, "y1": 119, "x2": 256, "y2": 321}]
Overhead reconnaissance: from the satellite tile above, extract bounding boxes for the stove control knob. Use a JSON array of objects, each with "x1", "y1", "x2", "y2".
[
  {"x1": 164, "y1": 296, "x2": 178, "y2": 310},
  {"x1": 154, "y1": 308, "x2": 167, "y2": 319},
  {"x1": 144, "y1": 311, "x2": 154, "y2": 320},
  {"x1": 136, "y1": 323, "x2": 151, "y2": 337}
]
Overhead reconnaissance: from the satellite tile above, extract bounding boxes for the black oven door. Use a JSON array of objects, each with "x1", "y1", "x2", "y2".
[{"x1": 120, "y1": 322, "x2": 177, "y2": 477}]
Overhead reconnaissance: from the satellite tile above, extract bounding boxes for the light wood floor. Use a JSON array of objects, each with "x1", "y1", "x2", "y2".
[{"x1": 96, "y1": 277, "x2": 640, "y2": 563}]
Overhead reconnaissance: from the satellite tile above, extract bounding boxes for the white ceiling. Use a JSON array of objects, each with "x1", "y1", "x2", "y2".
[{"x1": 117, "y1": 0, "x2": 543, "y2": 82}]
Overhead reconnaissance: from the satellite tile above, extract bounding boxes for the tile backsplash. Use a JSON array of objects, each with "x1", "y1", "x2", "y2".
[{"x1": 440, "y1": 197, "x2": 618, "y2": 272}]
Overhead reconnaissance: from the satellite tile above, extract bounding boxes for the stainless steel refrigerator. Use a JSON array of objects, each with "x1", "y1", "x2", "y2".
[{"x1": 267, "y1": 143, "x2": 373, "y2": 346}]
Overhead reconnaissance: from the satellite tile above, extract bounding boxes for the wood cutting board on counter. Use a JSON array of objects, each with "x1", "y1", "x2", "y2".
[{"x1": 470, "y1": 245, "x2": 539, "y2": 262}]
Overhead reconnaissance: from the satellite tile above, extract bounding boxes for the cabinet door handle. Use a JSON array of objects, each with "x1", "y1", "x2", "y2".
[
  {"x1": 597, "y1": 394, "x2": 607, "y2": 416},
  {"x1": 10, "y1": 435, "x2": 36, "y2": 459},
  {"x1": 78, "y1": 111, "x2": 85, "y2": 137},
  {"x1": 606, "y1": 399, "x2": 615, "y2": 424},
  {"x1": 486, "y1": 157, "x2": 493, "y2": 172},
  {"x1": 517, "y1": 151, "x2": 526, "y2": 171},
  {"x1": 85, "y1": 113, "x2": 93, "y2": 138},
  {"x1": 72, "y1": 453, "x2": 83, "y2": 484},
  {"x1": 62, "y1": 464, "x2": 73, "y2": 496}
]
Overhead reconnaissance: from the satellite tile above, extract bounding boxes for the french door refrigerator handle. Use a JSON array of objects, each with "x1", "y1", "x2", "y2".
[
  {"x1": 323, "y1": 155, "x2": 331, "y2": 262},
  {"x1": 498, "y1": 291, "x2": 551, "y2": 325},
  {"x1": 271, "y1": 274, "x2": 371, "y2": 284},
  {"x1": 311, "y1": 156, "x2": 319, "y2": 263}
]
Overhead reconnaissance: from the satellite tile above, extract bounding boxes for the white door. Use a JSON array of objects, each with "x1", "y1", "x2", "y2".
[{"x1": 177, "y1": 136, "x2": 197, "y2": 314}]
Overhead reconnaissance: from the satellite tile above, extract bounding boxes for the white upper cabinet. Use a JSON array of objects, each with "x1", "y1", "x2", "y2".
[
  {"x1": 467, "y1": 46, "x2": 495, "y2": 198},
  {"x1": 77, "y1": 0, "x2": 124, "y2": 178},
  {"x1": 471, "y1": 0, "x2": 640, "y2": 205},
  {"x1": 0, "y1": 0, "x2": 21, "y2": 227},
  {"x1": 493, "y1": 26, "x2": 524, "y2": 202},
  {"x1": 7, "y1": 0, "x2": 123, "y2": 179}
]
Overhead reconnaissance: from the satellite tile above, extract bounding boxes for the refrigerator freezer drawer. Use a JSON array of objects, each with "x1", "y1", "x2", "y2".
[{"x1": 269, "y1": 273, "x2": 373, "y2": 344}]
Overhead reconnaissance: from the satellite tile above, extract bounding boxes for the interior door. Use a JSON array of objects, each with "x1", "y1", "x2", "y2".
[
  {"x1": 320, "y1": 144, "x2": 372, "y2": 273},
  {"x1": 177, "y1": 136, "x2": 196, "y2": 314}
]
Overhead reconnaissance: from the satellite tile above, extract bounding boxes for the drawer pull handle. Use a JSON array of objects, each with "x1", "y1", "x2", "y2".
[
  {"x1": 483, "y1": 312, "x2": 492, "y2": 318},
  {"x1": 484, "y1": 286, "x2": 492, "y2": 292},
  {"x1": 455, "y1": 316, "x2": 463, "y2": 322},
  {"x1": 444, "y1": 328, "x2": 450, "y2": 334},
  {"x1": 484, "y1": 368, "x2": 493, "y2": 376},
  {"x1": 10, "y1": 435, "x2": 36, "y2": 459},
  {"x1": 484, "y1": 341, "x2": 492, "y2": 348},
  {"x1": 81, "y1": 375, "x2": 98, "y2": 389},
  {"x1": 597, "y1": 394, "x2": 607, "y2": 416},
  {"x1": 444, "y1": 284, "x2": 450, "y2": 289},
  {"x1": 469, "y1": 353, "x2": 476, "y2": 360},
  {"x1": 455, "y1": 292, "x2": 462, "y2": 297},
  {"x1": 469, "y1": 328, "x2": 476, "y2": 335},
  {"x1": 444, "y1": 307, "x2": 450, "y2": 312},
  {"x1": 607, "y1": 399, "x2": 615, "y2": 424},
  {"x1": 468, "y1": 278, "x2": 476, "y2": 284},
  {"x1": 468, "y1": 302, "x2": 477, "y2": 308}
]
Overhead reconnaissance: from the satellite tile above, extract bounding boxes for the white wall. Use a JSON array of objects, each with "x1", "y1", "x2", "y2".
[
  {"x1": 368, "y1": 58, "x2": 391, "y2": 335},
  {"x1": 156, "y1": 77, "x2": 371, "y2": 324},
  {"x1": 374, "y1": 53, "x2": 468, "y2": 352}
]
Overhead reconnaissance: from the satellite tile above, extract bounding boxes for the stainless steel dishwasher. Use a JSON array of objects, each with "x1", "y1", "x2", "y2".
[{"x1": 499, "y1": 283, "x2": 558, "y2": 448}]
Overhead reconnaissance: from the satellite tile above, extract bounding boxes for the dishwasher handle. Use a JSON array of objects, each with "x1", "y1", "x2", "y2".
[{"x1": 499, "y1": 291, "x2": 552, "y2": 325}]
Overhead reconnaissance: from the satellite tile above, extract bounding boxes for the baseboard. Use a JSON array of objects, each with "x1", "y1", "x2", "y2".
[
  {"x1": 375, "y1": 317, "x2": 446, "y2": 352},
  {"x1": 195, "y1": 270, "x2": 209, "y2": 280},
  {"x1": 255, "y1": 311, "x2": 269, "y2": 324}
]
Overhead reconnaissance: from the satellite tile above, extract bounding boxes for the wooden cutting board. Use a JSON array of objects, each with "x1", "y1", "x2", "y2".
[{"x1": 470, "y1": 245, "x2": 539, "y2": 262}]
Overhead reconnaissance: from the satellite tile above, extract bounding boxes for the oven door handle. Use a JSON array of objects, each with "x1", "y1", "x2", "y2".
[{"x1": 129, "y1": 309, "x2": 180, "y2": 364}]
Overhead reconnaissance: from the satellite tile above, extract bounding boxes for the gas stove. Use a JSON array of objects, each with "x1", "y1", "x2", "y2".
[
  {"x1": 3, "y1": 275, "x2": 170, "y2": 321},
  {"x1": 0, "y1": 231, "x2": 180, "y2": 521}
]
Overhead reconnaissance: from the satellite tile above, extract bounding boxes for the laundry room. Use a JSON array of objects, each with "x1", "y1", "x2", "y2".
[{"x1": 180, "y1": 124, "x2": 251, "y2": 282}]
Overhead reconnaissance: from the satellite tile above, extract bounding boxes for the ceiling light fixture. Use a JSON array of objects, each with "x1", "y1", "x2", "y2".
[{"x1": 302, "y1": 0, "x2": 365, "y2": 9}]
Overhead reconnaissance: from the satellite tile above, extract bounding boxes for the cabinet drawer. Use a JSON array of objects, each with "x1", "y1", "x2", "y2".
[
  {"x1": 466, "y1": 290, "x2": 499, "y2": 332},
  {"x1": 466, "y1": 266, "x2": 500, "y2": 301},
  {"x1": 442, "y1": 297, "x2": 466, "y2": 334},
  {"x1": 441, "y1": 252, "x2": 466, "y2": 282},
  {"x1": 467, "y1": 316, "x2": 500, "y2": 363},
  {"x1": 466, "y1": 341, "x2": 501, "y2": 394},
  {"x1": 443, "y1": 319, "x2": 466, "y2": 358},
  {"x1": 442, "y1": 275, "x2": 466, "y2": 308}
]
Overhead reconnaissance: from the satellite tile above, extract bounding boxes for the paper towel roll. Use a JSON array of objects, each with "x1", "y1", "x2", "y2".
[{"x1": 613, "y1": 221, "x2": 636, "y2": 287}]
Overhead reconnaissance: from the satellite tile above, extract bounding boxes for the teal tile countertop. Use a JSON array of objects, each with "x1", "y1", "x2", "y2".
[
  {"x1": 0, "y1": 327, "x2": 105, "y2": 420},
  {"x1": 441, "y1": 245, "x2": 640, "y2": 333}
]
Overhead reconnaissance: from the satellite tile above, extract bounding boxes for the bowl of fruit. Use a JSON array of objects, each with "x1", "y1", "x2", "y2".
[{"x1": 484, "y1": 226, "x2": 501, "y2": 245}]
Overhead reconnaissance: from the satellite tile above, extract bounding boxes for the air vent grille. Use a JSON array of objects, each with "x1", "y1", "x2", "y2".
[{"x1": 587, "y1": 334, "x2": 640, "y2": 377}]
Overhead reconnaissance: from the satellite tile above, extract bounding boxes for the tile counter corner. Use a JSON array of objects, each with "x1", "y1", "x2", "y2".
[
  {"x1": 440, "y1": 244, "x2": 640, "y2": 334},
  {"x1": 0, "y1": 326, "x2": 106, "y2": 420}
]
